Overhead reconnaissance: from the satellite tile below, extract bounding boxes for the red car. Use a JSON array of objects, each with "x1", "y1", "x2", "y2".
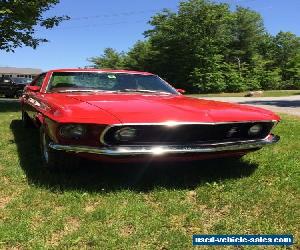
[{"x1": 21, "y1": 69, "x2": 280, "y2": 169}]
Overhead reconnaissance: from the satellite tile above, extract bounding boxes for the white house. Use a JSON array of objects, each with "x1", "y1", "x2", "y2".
[{"x1": 0, "y1": 67, "x2": 42, "y2": 79}]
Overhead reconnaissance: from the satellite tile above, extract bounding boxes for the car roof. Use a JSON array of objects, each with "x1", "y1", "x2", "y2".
[{"x1": 48, "y1": 68, "x2": 155, "y2": 76}]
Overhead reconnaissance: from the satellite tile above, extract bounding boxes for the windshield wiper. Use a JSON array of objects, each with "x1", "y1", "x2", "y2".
[{"x1": 118, "y1": 89, "x2": 171, "y2": 94}]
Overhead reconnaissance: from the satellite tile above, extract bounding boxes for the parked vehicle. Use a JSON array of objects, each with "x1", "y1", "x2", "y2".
[
  {"x1": 0, "y1": 77, "x2": 32, "y2": 98},
  {"x1": 20, "y1": 69, "x2": 280, "y2": 169}
]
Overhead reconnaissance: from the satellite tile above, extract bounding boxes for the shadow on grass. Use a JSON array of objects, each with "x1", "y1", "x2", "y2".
[
  {"x1": 10, "y1": 119, "x2": 258, "y2": 193},
  {"x1": 0, "y1": 98, "x2": 20, "y2": 112}
]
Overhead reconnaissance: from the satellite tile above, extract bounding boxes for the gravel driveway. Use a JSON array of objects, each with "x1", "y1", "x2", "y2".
[{"x1": 198, "y1": 95, "x2": 300, "y2": 117}]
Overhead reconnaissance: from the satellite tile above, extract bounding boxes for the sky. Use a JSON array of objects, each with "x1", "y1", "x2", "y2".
[{"x1": 0, "y1": 0, "x2": 299, "y2": 71}]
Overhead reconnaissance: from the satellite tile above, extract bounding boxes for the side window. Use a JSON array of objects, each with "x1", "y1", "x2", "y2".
[{"x1": 32, "y1": 74, "x2": 46, "y2": 87}]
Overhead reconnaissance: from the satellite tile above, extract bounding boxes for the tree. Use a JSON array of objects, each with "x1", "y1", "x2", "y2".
[
  {"x1": 0, "y1": 0, "x2": 68, "y2": 51},
  {"x1": 190, "y1": 54, "x2": 227, "y2": 93},
  {"x1": 246, "y1": 54, "x2": 281, "y2": 90},
  {"x1": 144, "y1": 0, "x2": 233, "y2": 91},
  {"x1": 273, "y1": 32, "x2": 300, "y2": 85},
  {"x1": 124, "y1": 40, "x2": 154, "y2": 72},
  {"x1": 89, "y1": 48, "x2": 126, "y2": 69},
  {"x1": 223, "y1": 62, "x2": 245, "y2": 92},
  {"x1": 229, "y1": 7, "x2": 265, "y2": 64}
]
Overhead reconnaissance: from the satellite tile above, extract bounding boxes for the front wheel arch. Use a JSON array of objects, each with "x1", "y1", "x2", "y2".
[{"x1": 39, "y1": 126, "x2": 80, "y2": 170}]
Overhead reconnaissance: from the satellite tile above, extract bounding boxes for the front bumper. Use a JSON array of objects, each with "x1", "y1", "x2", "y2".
[{"x1": 49, "y1": 134, "x2": 280, "y2": 156}]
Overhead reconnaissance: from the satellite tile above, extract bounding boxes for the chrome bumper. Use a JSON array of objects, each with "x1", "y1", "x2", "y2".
[{"x1": 49, "y1": 134, "x2": 279, "y2": 156}]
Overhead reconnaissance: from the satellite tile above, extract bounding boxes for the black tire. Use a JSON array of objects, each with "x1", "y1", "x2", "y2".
[
  {"x1": 40, "y1": 126, "x2": 80, "y2": 170},
  {"x1": 22, "y1": 110, "x2": 33, "y2": 128}
]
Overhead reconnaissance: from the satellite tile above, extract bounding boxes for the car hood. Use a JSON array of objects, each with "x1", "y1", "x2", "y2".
[{"x1": 67, "y1": 93, "x2": 279, "y2": 124}]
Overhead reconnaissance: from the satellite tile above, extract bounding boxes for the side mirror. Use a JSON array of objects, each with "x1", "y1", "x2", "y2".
[
  {"x1": 26, "y1": 85, "x2": 41, "y2": 92},
  {"x1": 176, "y1": 89, "x2": 186, "y2": 94}
]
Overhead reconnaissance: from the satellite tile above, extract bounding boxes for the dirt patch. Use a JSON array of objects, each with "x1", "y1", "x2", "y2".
[
  {"x1": 0, "y1": 196, "x2": 13, "y2": 209},
  {"x1": 195, "y1": 204, "x2": 232, "y2": 233},
  {"x1": 186, "y1": 190, "x2": 197, "y2": 204},
  {"x1": 46, "y1": 217, "x2": 81, "y2": 246},
  {"x1": 119, "y1": 224, "x2": 135, "y2": 237},
  {"x1": 84, "y1": 200, "x2": 102, "y2": 213},
  {"x1": 169, "y1": 214, "x2": 187, "y2": 231},
  {"x1": 144, "y1": 194, "x2": 163, "y2": 212}
]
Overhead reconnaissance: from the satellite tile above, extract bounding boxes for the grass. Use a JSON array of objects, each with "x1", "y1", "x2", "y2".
[
  {"x1": 188, "y1": 89, "x2": 300, "y2": 98},
  {"x1": 0, "y1": 99, "x2": 299, "y2": 249}
]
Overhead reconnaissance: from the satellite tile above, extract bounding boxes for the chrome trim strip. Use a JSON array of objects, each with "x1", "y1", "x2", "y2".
[
  {"x1": 99, "y1": 120, "x2": 278, "y2": 146},
  {"x1": 50, "y1": 134, "x2": 279, "y2": 156}
]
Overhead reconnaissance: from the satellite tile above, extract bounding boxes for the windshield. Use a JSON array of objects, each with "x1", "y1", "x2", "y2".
[
  {"x1": 47, "y1": 72, "x2": 178, "y2": 94},
  {"x1": 11, "y1": 78, "x2": 32, "y2": 84}
]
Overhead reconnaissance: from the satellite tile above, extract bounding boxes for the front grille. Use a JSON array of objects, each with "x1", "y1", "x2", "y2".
[{"x1": 102, "y1": 122, "x2": 275, "y2": 146}]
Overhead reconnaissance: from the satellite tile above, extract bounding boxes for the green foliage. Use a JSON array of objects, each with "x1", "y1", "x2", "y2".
[
  {"x1": 190, "y1": 55, "x2": 227, "y2": 93},
  {"x1": 123, "y1": 40, "x2": 153, "y2": 71},
  {"x1": 145, "y1": 0, "x2": 233, "y2": 90},
  {"x1": 89, "y1": 48, "x2": 126, "y2": 69},
  {"x1": 229, "y1": 7, "x2": 265, "y2": 63},
  {"x1": 89, "y1": 0, "x2": 300, "y2": 93},
  {"x1": 223, "y1": 62, "x2": 246, "y2": 92},
  {"x1": 249, "y1": 54, "x2": 281, "y2": 90},
  {"x1": 0, "y1": 0, "x2": 68, "y2": 52},
  {"x1": 272, "y1": 32, "x2": 300, "y2": 88}
]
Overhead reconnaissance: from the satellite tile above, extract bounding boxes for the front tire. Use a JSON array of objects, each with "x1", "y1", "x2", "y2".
[{"x1": 40, "y1": 126, "x2": 80, "y2": 170}]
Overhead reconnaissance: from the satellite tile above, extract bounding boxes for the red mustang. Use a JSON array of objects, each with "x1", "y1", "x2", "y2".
[{"x1": 21, "y1": 69, "x2": 280, "y2": 169}]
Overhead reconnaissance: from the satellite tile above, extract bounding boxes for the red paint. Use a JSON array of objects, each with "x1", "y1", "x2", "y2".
[
  {"x1": 25, "y1": 85, "x2": 40, "y2": 92},
  {"x1": 62, "y1": 93, "x2": 279, "y2": 124}
]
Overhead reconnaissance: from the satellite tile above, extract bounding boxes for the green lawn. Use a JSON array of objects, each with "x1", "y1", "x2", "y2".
[
  {"x1": 0, "y1": 100, "x2": 299, "y2": 249},
  {"x1": 188, "y1": 89, "x2": 300, "y2": 98}
]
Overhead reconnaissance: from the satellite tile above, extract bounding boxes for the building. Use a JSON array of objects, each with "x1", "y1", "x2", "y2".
[{"x1": 0, "y1": 67, "x2": 42, "y2": 79}]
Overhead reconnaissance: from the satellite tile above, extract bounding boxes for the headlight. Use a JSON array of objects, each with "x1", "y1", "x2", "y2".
[
  {"x1": 59, "y1": 124, "x2": 86, "y2": 139},
  {"x1": 248, "y1": 124, "x2": 263, "y2": 136},
  {"x1": 115, "y1": 127, "x2": 137, "y2": 141}
]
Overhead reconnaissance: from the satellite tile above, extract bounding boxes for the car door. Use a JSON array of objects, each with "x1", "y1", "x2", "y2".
[{"x1": 23, "y1": 73, "x2": 46, "y2": 121}]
